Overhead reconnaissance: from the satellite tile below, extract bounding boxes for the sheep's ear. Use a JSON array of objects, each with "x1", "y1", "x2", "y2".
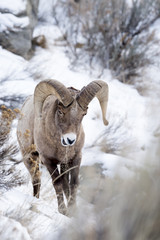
[
  {"x1": 34, "y1": 79, "x2": 73, "y2": 117},
  {"x1": 76, "y1": 80, "x2": 109, "y2": 125}
]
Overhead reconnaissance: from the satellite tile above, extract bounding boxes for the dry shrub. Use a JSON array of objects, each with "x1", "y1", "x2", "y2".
[
  {"x1": 86, "y1": 118, "x2": 132, "y2": 156},
  {"x1": 52, "y1": 0, "x2": 160, "y2": 81},
  {"x1": 0, "y1": 105, "x2": 25, "y2": 190},
  {"x1": 0, "y1": 95, "x2": 25, "y2": 109}
]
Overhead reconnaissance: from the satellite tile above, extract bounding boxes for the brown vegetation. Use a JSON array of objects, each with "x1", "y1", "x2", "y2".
[{"x1": 0, "y1": 105, "x2": 25, "y2": 190}]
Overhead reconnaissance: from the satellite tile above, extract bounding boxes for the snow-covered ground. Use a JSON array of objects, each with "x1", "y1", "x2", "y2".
[{"x1": 0, "y1": 1, "x2": 160, "y2": 239}]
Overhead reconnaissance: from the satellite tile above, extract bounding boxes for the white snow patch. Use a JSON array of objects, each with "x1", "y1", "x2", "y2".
[
  {"x1": 0, "y1": 13, "x2": 29, "y2": 32},
  {"x1": 0, "y1": 215, "x2": 31, "y2": 240},
  {"x1": 0, "y1": 47, "x2": 35, "y2": 102},
  {"x1": 0, "y1": 0, "x2": 26, "y2": 15},
  {"x1": 82, "y1": 147, "x2": 144, "y2": 179}
]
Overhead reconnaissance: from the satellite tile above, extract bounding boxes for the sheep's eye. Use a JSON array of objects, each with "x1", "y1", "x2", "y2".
[{"x1": 58, "y1": 109, "x2": 64, "y2": 116}]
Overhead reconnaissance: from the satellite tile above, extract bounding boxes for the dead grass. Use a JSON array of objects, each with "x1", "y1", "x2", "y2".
[{"x1": 0, "y1": 105, "x2": 25, "y2": 190}]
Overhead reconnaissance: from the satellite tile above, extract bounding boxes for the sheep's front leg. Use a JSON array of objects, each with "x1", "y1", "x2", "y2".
[
  {"x1": 46, "y1": 163, "x2": 67, "y2": 215},
  {"x1": 60, "y1": 163, "x2": 70, "y2": 201},
  {"x1": 68, "y1": 156, "x2": 81, "y2": 208}
]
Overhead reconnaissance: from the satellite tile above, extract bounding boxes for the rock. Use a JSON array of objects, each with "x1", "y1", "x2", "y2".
[
  {"x1": 0, "y1": 0, "x2": 39, "y2": 58},
  {"x1": 32, "y1": 35, "x2": 46, "y2": 49}
]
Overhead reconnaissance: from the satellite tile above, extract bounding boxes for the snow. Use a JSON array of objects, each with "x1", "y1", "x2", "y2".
[
  {"x1": 0, "y1": 13, "x2": 29, "y2": 32},
  {"x1": 0, "y1": 0, "x2": 29, "y2": 33},
  {"x1": 0, "y1": 1, "x2": 160, "y2": 239},
  {"x1": 0, "y1": 215, "x2": 31, "y2": 240},
  {"x1": 0, "y1": 47, "x2": 35, "y2": 106},
  {"x1": 38, "y1": 0, "x2": 55, "y2": 23},
  {"x1": 0, "y1": 0, "x2": 26, "y2": 15},
  {"x1": 0, "y1": 168, "x2": 70, "y2": 239}
]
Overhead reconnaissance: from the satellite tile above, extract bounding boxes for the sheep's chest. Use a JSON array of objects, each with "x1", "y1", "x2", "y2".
[
  {"x1": 37, "y1": 138, "x2": 77, "y2": 164},
  {"x1": 55, "y1": 146, "x2": 76, "y2": 163}
]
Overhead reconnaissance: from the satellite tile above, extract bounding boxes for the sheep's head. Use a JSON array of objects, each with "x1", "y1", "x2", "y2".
[
  {"x1": 34, "y1": 79, "x2": 108, "y2": 147},
  {"x1": 55, "y1": 96, "x2": 87, "y2": 146}
]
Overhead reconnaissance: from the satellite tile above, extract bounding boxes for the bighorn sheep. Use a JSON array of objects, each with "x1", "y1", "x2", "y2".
[{"x1": 17, "y1": 79, "x2": 108, "y2": 215}]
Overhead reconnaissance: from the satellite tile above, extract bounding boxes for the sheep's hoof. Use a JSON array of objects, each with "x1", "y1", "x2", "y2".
[{"x1": 58, "y1": 204, "x2": 68, "y2": 216}]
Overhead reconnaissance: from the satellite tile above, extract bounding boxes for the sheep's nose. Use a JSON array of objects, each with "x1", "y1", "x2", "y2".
[{"x1": 61, "y1": 133, "x2": 77, "y2": 146}]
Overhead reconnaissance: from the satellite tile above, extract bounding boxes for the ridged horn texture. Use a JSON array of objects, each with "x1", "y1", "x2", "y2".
[
  {"x1": 34, "y1": 79, "x2": 73, "y2": 117},
  {"x1": 77, "y1": 80, "x2": 109, "y2": 125}
]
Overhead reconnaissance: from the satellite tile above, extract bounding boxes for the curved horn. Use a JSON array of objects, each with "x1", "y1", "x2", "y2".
[
  {"x1": 34, "y1": 79, "x2": 73, "y2": 117},
  {"x1": 77, "y1": 80, "x2": 109, "y2": 125}
]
